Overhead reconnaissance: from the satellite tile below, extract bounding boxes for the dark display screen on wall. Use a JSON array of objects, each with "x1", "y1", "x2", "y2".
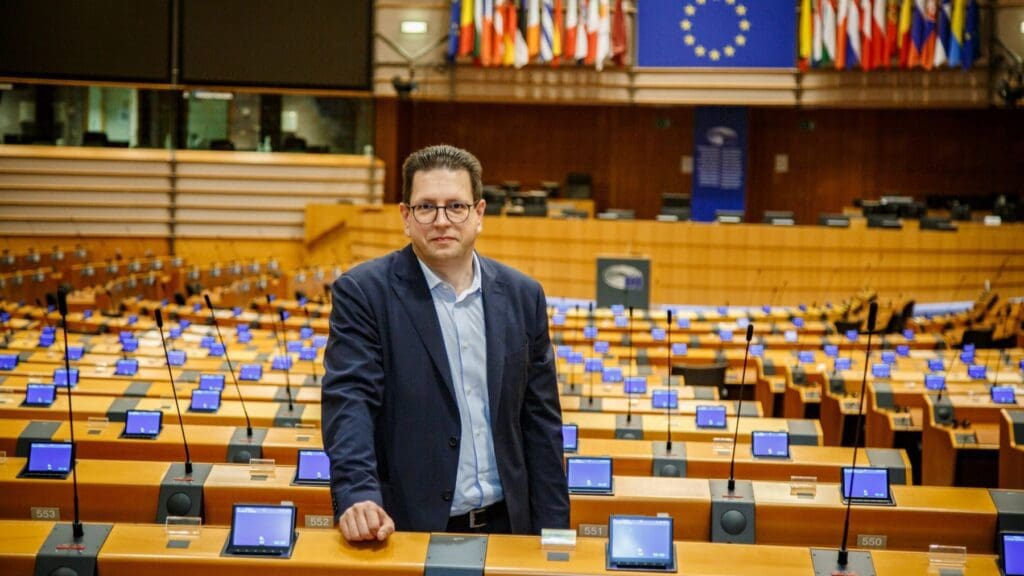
[
  {"x1": 180, "y1": 0, "x2": 372, "y2": 90},
  {"x1": 0, "y1": 0, "x2": 172, "y2": 83}
]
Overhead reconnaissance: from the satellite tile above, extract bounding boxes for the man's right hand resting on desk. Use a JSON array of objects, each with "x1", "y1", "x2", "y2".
[{"x1": 339, "y1": 501, "x2": 396, "y2": 542}]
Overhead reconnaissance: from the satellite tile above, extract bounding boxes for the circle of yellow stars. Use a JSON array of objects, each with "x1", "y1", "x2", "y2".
[{"x1": 679, "y1": 0, "x2": 750, "y2": 62}]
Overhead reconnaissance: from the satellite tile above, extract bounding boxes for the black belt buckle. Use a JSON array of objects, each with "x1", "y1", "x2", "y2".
[{"x1": 468, "y1": 506, "x2": 488, "y2": 529}]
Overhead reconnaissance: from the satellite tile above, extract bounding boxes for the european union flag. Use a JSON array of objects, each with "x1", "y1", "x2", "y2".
[{"x1": 637, "y1": 0, "x2": 796, "y2": 68}]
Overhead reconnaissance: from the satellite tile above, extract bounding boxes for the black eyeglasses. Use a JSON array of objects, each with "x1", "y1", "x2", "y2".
[{"x1": 406, "y1": 201, "x2": 479, "y2": 224}]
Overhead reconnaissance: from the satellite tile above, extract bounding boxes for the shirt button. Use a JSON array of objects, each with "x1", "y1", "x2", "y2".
[
  {"x1": 442, "y1": 490, "x2": 453, "y2": 502},
  {"x1": 449, "y1": 436, "x2": 458, "y2": 448}
]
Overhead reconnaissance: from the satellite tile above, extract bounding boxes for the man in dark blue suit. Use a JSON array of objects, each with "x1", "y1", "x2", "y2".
[{"x1": 322, "y1": 144, "x2": 569, "y2": 542}]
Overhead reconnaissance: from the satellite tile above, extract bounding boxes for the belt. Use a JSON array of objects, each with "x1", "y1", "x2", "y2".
[{"x1": 447, "y1": 500, "x2": 506, "y2": 531}]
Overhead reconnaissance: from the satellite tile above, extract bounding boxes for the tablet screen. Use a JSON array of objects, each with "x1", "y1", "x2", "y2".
[
  {"x1": 0, "y1": 353, "x2": 17, "y2": 370},
  {"x1": 25, "y1": 384, "x2": 56, "y2": 406},
  {"x1": 208, "y1": 343, "x2": 225, "y2": 357},
  {"x1": 167, "y1": 350, "x2": 187, "y2": 366},
  {"x1": 842, "y1": 467, "x2": 891, "y2": 504},
  {"x1": 115, "y1": 359, "x2": 139, "y2": 376},
  {"x1": 26, "y1": 442, "x2": 73, "y2": 475},
  {"x1": 271, "y1": 355, "x2": 293, "y2": 371},
  {"x1": 880, "y1": 351, "x2": 896, "y2": 364},
  {"x1": 228, "y1": 505, "x2": 296, "y2": 555},
  {"x1": 824, "y1": 344, "x2": 838, "y2": 358},
  {"x1": 749, "y1": 344, "x2": 764, "y2": 358},
  {"x1": 124, "y1": 410, "x2": 162, "y2": 437},
  {"x1": 1003, "y1": 532, "x2": 1024, "y2": 576},
  {"x1": 299, "y1": 347, "x2": 317, "y2": 361},
  {"x1": 562, "y1": 424, "x2": 579, "y2": 452},
  {"x1": 200, "y1": 336, "x2": 216, "y2": 348},
  {"x1": 294, "y1": 449, "x2": 331, "y2": 483},
  {"x1": 585, "y1": 358, "x2": 604, "y2": 373},
  {"x1": 896, "y1": 344, "x2": 910, "y2": 357},
  {"x1": 797, "y1": 350, "x2": 814, "y2": 363},
  {"x1": 871, "y1": 363, "x2": 891, "y2": 379},
  {"x1": 992, "y1": 386, "x2": 1016, "y2": 405},
  {"x1": 834, "y1": 357, "x2": 852, "y2": 371},
  {"x1": 239, "y1": 364, "x2": 262, "y2": 381},
  {"x1": 784, "y1": 330, "x2": 798, "y2": 343},
  {"x1": 286, "y1": 341, "x2": 303, "y2": 353},
  {"x1": 695, "y1": 405, "x2": 727, "y2": 429},
  {"x1": 608, "y1": 515, "x2": 674, "y2": 570},
  {"x1": 602, "y1": 367, "x2": 623, "y2": 383},
  {"x1": 751, "y1": 431, "x2": 789, "y2": 458},
  {"x1": 927, "y1": 358, "x2": 945, "y2": 372},
  {"x1": 190, "y1": 389, "x2": 222, "y2": 412},
  {"x1": 199, "y1": 373, "x2": 225, "y2": 391},
  {"x1": 924, "y1": 374, "x2": 946, "y2": 391},
  {"x1": 53, "y1": 368, "x2": 79, "y2": 387},
  {"x1": 651, "y1": 389, "x2": 678, "y2": 409},
  {"x1": 624, "y1": 377, "x2": 647, "y2": 395},
  {"x1": 121, "y1": 338, "x2": 139, "y2": 353},
  {"x1": 566, "y1": 457, "x2": 612, "y2": 493},
  {"x1": 967, "y1": 365, "x2": 986, "y2": 380},
  {"x1": 846, "y1": 329, "x2": 858, "y2": 341}
]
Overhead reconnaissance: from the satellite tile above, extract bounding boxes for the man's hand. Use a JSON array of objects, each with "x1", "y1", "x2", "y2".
[{"x1": 339, "y1": 500, "x2": 395, "y2": 542}]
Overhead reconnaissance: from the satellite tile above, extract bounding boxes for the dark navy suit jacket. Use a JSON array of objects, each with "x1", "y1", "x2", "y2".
[{"x1": 321, "y1": 245, "x2": 569, "y2": 533}]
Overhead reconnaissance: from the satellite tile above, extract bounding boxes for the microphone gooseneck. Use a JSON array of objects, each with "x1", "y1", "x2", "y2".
[
  {"x1": 727, "y1": 322, "x2": 754, "y2": 493},
  {"x1": 665, "y1": 309, "x2": 674, "y2": 452},
  {"x1": 204, "y1": 294, "x2": 252, "y2": 437},
  {"x1": 57, "y1": 290, "x2": 84, "y2": 540},
  {"x1": 154, "y1": 309, "x2": 193, "y2": 475},
  {"x1": 837, "y1": 301, "x2": 878, "y2": 567}
]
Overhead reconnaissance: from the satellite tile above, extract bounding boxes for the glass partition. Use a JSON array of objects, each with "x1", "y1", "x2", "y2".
[{"x1": 0, "y1": 83, "x2": 374, "y2": 154}]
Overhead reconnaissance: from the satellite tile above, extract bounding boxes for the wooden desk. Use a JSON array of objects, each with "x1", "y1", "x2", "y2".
[
  {"x1": 0, "y1": 392, "x2": 318, "y2": 429},
  {"x1": 573, "y1": 438, "x2": 911, "y2": 484},
  {"x1": 0, "y1": 418, "x2": 321, "y2": 465},
  {"x1": 921, "y1": 394, "x2": 1003, "y2": 487},
  {"x1": 563, "y1": 411, "x2": 822, "y2": 445},
  {"x1": 1000, "y1": 408, "x2": 1024, "y2": 489},
  {"x1": 0, "y1": 521, "x2": 1005, "y2": 575}
]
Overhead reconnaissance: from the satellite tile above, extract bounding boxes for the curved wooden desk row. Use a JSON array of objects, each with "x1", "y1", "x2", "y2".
[
  {"x1": 0, "y1": 416, "x2": 889, "y2": 483},
  {"x1": 0, "y1": 392, "x2": 315, "y2": 429},
  {"x1": 548, "y1": 317, "x2": 837, "y2": 337},
  {"x1": 0, "y1": 521, "x2": 1002, "y2": 576},
  {"x1": 0, "y1": 458, "x2": 1010, "y2": 553},
  {"x1": 551, "y1": 331, "x2": 944, "y2": 352},
  {"x1": 562, "y1": 411, "x2": 822, "y2": 445}
]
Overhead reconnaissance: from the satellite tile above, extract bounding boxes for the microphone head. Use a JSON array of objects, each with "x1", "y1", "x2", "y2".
[
  {"x1": 154, "y1": 308, "x2": 163, "y2": 328},
  {"x1": 745, "y1": 323, "x2": 754, "y2": 342},
  {"x1": 667, "y1": 309, "x2": 673, "y2": 323},
  {"x1": 57, "y1": 290, "x2": 68, "y2": 317},
  {"x1": 867, "y1": 301, "x2": 879, "y2": 332},
  {"x1": 203, "y1": 293, "x2": 213, "y2": 309},
  {"x1": 279, "y1": 308, "x2": 287, "y2": 322},
  {"x1": 628, "y1": 305, "x2": 634, "y2": 317}
]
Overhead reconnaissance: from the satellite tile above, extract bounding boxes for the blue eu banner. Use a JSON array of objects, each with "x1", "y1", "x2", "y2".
[
  {"x1": 692, "y1": 106, "x2": 747, "y2": 222},
  {"x1": 637, "y1": 0, "x2": 797, "y2": 68}
]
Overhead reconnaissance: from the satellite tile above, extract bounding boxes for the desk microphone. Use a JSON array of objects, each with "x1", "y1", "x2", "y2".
[
  {"x1": 273, "y1": 307, "x2": 295, "y2": 412},
  {"x1": 304, "y1": 306, "x2": 319, "y2": 386},
  {"x1": 203, "y1": 294, "x2": 252, "y2": 437},
  {"x1": 727, "y1": 323, "x2": 754, "y2": 493},
  {"x1": 836, "y1": 300, "x2": 878, "y2": 568},
  {"x1": 627, "y1": 305, "x2": 634, "y2": 378},
  {"x1": 939, "y1": 346, "x2": 960, "y2": 403},
  {"x1": 154, "y1": 308, "x2": 193, "y2": 475},
  {"x1": 57, "y1": 289, "x2": 84, "y2": 539},
  {"x1": 625, "y1": 306, "x2": 634, "y2": 424}
]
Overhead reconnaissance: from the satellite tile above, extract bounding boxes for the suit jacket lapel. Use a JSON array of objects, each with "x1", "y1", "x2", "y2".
[
  {"x1": 481, "y1": 257, "x2": 507, "y2": 421},
  {"x1": 390, "y1": 246, "x2": 455, "y2": 402}
]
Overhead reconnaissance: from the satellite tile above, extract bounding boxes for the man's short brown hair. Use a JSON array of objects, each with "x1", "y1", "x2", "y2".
[{"x1": 401, "y1": 144, "x2": 483, "y2": 204}]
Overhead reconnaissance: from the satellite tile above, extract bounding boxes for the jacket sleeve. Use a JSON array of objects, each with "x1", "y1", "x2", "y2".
[
  {"x1": 321, "y1": 273, "x2": 386, "y2": 518},
  {"x1": 519, "y1": 283, "x2": 570, "y2": 531}
]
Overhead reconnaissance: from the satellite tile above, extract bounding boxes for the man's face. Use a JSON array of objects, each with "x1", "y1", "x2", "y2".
[{"x1": 400, "y1": 169, "x2": 485, "y2": 269}]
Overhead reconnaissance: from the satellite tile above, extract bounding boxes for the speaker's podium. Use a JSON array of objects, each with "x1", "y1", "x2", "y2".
[{"x1": 596, "y1": 255, "x2": 650, "y2": 309}]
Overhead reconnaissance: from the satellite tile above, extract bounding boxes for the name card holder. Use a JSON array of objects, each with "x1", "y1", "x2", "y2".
[{"x1": 790, "y1": 475, "x2": 817, "y2": 497}]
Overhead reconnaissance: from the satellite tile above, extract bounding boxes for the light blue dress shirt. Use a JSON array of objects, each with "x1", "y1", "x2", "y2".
[{"x1": 418, "y1": 253, "x2": 504, "y2": 515}]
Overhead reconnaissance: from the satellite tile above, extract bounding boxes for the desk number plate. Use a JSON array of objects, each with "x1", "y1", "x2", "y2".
[
  {"x1": 857, "y1": 534, "x2": 887, "y2": 549},
  {"x1": 304, "y1": 514, "x2": 334, "y2": 529},
  {"x1": 578, "y1": 524, "x2": 607, "y2": 538},
  {"x1": 31, "y1": 507, "x2": 60, "y2": 521}
]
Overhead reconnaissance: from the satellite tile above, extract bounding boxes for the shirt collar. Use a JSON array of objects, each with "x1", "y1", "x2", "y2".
[{"x1": 417, "y1": 252, "x2": 482, "y2": 297}]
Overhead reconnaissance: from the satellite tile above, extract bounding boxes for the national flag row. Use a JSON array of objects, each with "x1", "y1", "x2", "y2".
[
  {"x1": 799, "y1": 0, "x2": 981, "y2": 71},
  {"x1": 446, "y1": 0, "x2": 628, "y2": 70}
]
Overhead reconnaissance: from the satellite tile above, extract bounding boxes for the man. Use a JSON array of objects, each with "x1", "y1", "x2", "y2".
[{"x1": 322, "y1": 144, "x2": 569, "y2": 542}]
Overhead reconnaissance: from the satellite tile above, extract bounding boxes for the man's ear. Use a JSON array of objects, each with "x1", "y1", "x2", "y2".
[{"x1": 399, "y1": 203, "x2": 411, "y2": 237}]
